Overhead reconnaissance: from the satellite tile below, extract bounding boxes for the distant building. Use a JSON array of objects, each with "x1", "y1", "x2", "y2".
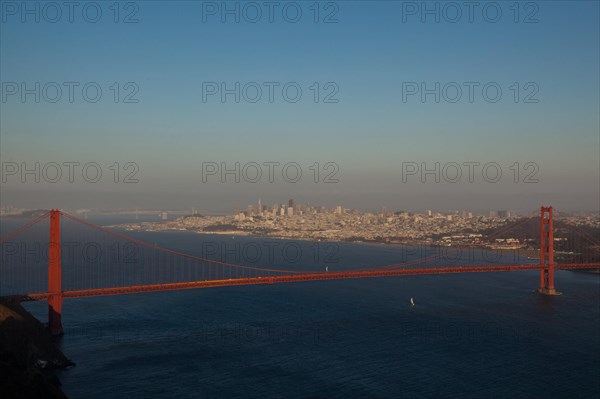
[
  {"x1": 497, "y1": 210, "x2": 509, "y2": 218},
  {"x1": 287, "y1": 207, "x2": 294, "y2": 216}
]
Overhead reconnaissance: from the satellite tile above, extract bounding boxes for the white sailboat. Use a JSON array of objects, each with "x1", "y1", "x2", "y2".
[{"x1": 410, "y1": 297, "x2": 415, "y2": 306}]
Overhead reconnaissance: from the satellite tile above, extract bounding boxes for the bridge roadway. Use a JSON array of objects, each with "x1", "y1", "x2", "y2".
[{"x1": 17, "y1": 263, "x2": 599, "y2": 301}]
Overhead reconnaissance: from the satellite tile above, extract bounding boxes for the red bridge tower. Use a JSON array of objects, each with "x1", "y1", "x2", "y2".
[
  {"x1": 48, "y1": 209, "x2": 64, "y2": 335},
  {"x1": 538, "y1": 206, "x2": 561, "y2": 295}
]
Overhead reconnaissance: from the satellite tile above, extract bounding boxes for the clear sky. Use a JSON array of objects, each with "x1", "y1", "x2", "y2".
[{"x1": 1, "y1": 1, "x2": 599, "y2": 213}]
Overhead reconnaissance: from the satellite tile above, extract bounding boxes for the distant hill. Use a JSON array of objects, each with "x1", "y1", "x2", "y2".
[
  {"x1": 3, "y1": 209, "x2": 51, "y2": 219},
  {"x1": 483, "y1": 217, "x2": 600, "y2": 264}
]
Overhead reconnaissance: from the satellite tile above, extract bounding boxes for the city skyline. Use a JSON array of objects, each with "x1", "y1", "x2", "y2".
[{"x1": 3, "y1": 195, "x2": 598, "y2": 220}]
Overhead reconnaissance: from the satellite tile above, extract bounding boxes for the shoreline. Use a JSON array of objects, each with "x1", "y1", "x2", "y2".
[
  {"x1": 109, "y1": 224, "x2": 544, "y2": 262},
  {"x1": 108, "y1": 225, "x2": 598, "y2": 273}
]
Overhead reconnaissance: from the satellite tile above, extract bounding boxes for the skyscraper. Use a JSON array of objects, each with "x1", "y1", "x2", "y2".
[{"x1": 497, "y1": 210, "x2": 509, "y2": 218}]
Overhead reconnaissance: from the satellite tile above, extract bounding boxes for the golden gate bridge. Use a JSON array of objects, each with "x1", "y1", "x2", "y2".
[{"x1": 1, "y1": 206, "x2": 598, "y2": 336}]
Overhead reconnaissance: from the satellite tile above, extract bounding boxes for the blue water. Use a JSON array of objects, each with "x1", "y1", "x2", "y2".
[{"x1": 3, "y1": 216, "x2": 599, "y2": 398}]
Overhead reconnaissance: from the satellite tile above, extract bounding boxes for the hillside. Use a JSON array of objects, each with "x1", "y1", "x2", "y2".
[{"x1": 0, "y1": 298, "x2": 73, "y2": 398}]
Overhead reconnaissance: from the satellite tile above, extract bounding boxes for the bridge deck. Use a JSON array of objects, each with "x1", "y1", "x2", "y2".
[{"x1": 11, "y1": 263, "x2": 598, "y2": 302}]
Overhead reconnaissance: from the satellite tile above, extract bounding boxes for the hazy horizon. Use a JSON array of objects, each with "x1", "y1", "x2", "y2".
[{"x1": 2, "y1": 1, "x2": 599, "y2": 213}]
